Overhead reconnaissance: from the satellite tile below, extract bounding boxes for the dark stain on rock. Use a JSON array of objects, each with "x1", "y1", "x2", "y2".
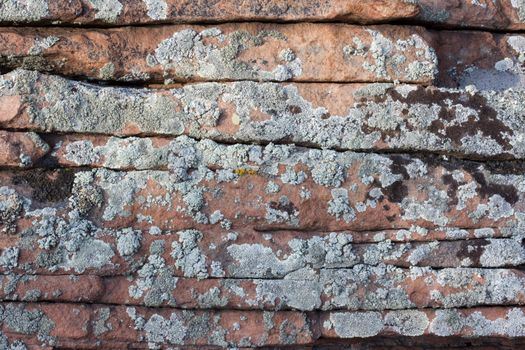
[
  {"x1": 441, "y1": 158, "x2": 519, "y2": 205},
  {"x1": 13, "y1": 169, "x2": 74, "y2": 203},
  {"x1": 384, "y1": 181, "x2": 408, "y2": 204},
  {"x1": 442, "y1": 173, "x2": 459, "y2": 206},
  {"x1": 465, "y1": 166, "x2": 519, "y2": 205},
  {"x1": 268, "y1": 199, "x2": 298, "y2": 217},
  {"x1": 287, "y1": 105, "x2": 302, "y2": 114},
  {"x1": 389, "y1": 155, "x2": 411, "y2": 180},
  {"x1": 383, "y1": 155, "x2": 411, "y2": 203},
  {"x1": 384, "y1": 87, "x2": 513, "y2": 153},
  {"x1": 456, "y1": 239, "x2": 489, "y2": 266}
]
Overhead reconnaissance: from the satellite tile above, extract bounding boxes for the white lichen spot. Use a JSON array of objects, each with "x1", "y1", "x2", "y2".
[
  {"x1": 28, "y1": 36, "x2": 59, "y2": 55},
  {"x1": 384, "y1": 310, "x2": 429, "y2": 336},
  {"x1": 330, "y1": 312, "x2": 384, "y2": 338},
  {"x1": 171, "y1": 229, "x2": 208, "y2": 279},
  {"x1": 327, "y1": 188, "x2": 356, "y2": 223},
  {"x1": 0, "y1": 0, "x2": 49, "y2": 22},
  {"x1": 88, "y1": 0, "x2": 123, "y2": 22},
  {"x1": 143, "y1": 0, "x2": 168, "y2": 20},
  {"x1": 511, "y1": 0, "x2": 525, "y2": 22}
]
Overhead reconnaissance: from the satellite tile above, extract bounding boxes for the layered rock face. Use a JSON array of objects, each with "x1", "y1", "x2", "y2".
[{"x1": 1, "y1": 1, "x2": 525, "y2": 349}]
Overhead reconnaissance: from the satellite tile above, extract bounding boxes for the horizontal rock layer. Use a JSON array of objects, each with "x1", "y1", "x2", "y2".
[
  {"x1": 2, "y1": 1, "x2": 525, "y2": 349},
  {"x1": 417, "y1": 0, "x2": 525, "y2": 30},
  {"x1": 0, "y1": 302, "x2": 524, "y2": 349},
  {"x1": 2, "y1": 70, "x2": 525, "y2": 160},
  {"x1": 1, "y1": 27, "x2": 524, "y2": 88},
  {"x1": 3, "y1": 142, "x2": 525, "y2": 233},
  {"x1": 0, "y1": 24, "x2": 439, "y2": 84},
  {"x1": 2, "y1": 266, "x2": 525, "y2": 310},
  {"x1": 0, "y1": 0, "x2": 524, "y2": 30},
  {"x1": 0, "y1": 0, "x2": 420, "y2": 25}
]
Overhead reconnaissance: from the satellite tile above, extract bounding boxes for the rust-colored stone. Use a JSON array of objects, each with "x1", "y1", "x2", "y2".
[
  {"x1": 2, "y1": 71, "x2": 525, "y2": 160},
  {"x1": 417, "y1": 0, "x2": 525, "y2": 30},
  {"x1": 0, "y1": 24, "x2": 437, "y2": 83},
  {"x1": 0, "y1": 0, "x2": 420, "y2": 25},
  {"x1": 0, "y1": 131, "x2": 49, "y2": 167}
]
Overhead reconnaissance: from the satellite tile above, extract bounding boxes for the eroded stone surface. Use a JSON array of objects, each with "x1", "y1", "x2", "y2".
[
  {"x1": 0, "y1": 302, "x2": 315, "y2": 348},
  {"x1": 1, "y1": 265, "x2": 524, "y2": 311},
  {"x1": 323, "y1": 307, "x2": 525, "y2": 338},
  {"x1": 417, "y1": 0, "x2": 525, "y2": 30},
  {"x1": 0, "y1": 0, "x2": 420, "y2": 25},
  {"x1": 1, "y1": 2, "x2": 525, "y2": 348},
  {"x1": 2, "y1": 141, "x2": 525, "y2": 234},
  {"x1": 0, "y1": 131, "x2": 49, "y2": 167},
  {"x1": 1, "y1": 302, "x2": 524, "y2": 348},
  {"x1": 0, "y1": 24, "x2": 437, "y2": 83},
  {"x1": 3, "y1": 71, "x2": 525, "y2": 160}
]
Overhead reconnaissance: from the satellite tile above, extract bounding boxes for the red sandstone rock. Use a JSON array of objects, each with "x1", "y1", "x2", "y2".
[
  {"x1": 417, "y1": 0, "x2": 525, "y2": 30},
  {"x1": 2, "y1": 0, "x2": 525, "y2": 31},
  {"x1": 435, "y1": 31, "x2": 525, "y2": 89},
  {"x1": 1, "y1": 145, "x2": 523, "y2": 234},
  {"x1": 0, "y1": 302, "x2": 317, "y2": 348},
  {"x1": 0, "y1": 131, "x2": 49, "y2": 167},
  {"x1": 0, "y1": 24, "x2": 437, "y2": 83},
  {"x1": 0, "y1": 302, "x2": 524, "y2": 348},
  {"x1": 1, "y1": 2, "x2": 525, "y2": 349},
  {"x1": 0, "y1": 0, "x2": 420, "y2": 25},
  {"x1": 1, "y1": 266, "x2": 524, "y2": 311},
  {"x1": 2, "y1": 71, "x2": 525, "y2": 161}
]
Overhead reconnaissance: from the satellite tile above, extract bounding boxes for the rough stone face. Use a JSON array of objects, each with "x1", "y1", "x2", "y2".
[
  {"x1": 322, "y1": 307, "x2": 525, "y2": 338},
  {"x1": 0, "y1": 24, "x2": 437, "y2": 83},
  {"x1": 1, "y1": 26, "x2": 523, "y2": 87},
  {"x1": 2, "y1": 266, "x2": 525, "y2": 311},
  {"x1": 1, "y1": 2, "x2": 525, "y2": 350},
  {"x1": 3, "y1": 70, "x2": 525, "y2": 160},
  {"x1": 0, "y1": 131, "x2": 49, "y2": 167},
  {"x1": 435, "y1": 31, "x2": 525, "y2": 90},
  {"x1": 417, "y1": 0, "x2": 525, "y2": 30},
  {"x1": 2, "y1": 142, "x2": 525, "y2": 234},
  {"x1": 1, "y1": 0, "x2": 525, "y2": 31},
  {"x1": 0, "y1": 0, "x2": 420, "y2": 25}
]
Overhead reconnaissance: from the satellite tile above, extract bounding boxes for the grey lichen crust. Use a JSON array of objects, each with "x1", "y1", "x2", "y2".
[
  {"x1": 149, "y1": 28, "x2": 302, "y2": 82},
  {"x1": 0, "y1": 0, "x2": 49, "y2": 22},
  {"x1": 328, "y1": 307, "x2": 525, "y2": 338},
  {"x1": 512, "y1": 0, "x2": 525, "y2": 22},
  {"x1": 344, "y1": 30, "x2": 437, "y2": 81},
  {"x1": 87, "y1": 0, "x2": 123, "y2": 22},
  {"x1": 143, "y1": 0, "x2": 168, "y2": 21},
  {"x1": 3, "y1": 69, "x2": 525, "y2": 159}
]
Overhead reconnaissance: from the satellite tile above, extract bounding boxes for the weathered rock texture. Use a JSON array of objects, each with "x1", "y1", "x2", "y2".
[
  {"x1": 1, "y1": 2, "x2": 525, "y2": 350},
  {"x1": 0, "y1": 0, "x2": 420, "y2": 25}
]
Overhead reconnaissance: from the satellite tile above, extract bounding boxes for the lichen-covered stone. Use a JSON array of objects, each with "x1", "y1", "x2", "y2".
[
  {"x1": 0, "y1": 131, "x2": 49, "y2": 167},
  {"x1": 0, "y1": 24, "x2": 436, "y2": 83},
  {"x1": 323, "y1": 307, "x2": 525, "y2": 338},
  {"x1": 0, "y1": 0, "x2": 420, "y2": 25},
  {"x1": 417, "y1": 0, "x2": 525, "y2": 30},
  {"x1": 4, "y1": 70, "x2": 525, "y2": 160},
  {"x1": 1, "y1": 2, "x2": 525, "y2": 348}
]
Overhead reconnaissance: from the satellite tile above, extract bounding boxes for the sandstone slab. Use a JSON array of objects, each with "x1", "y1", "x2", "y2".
[
  {"x1": 0, "y1": 0, "x2": 420, "y2": 25},
  {"x1": 1, "y1": 302, "x2": 524, "y2": 349},
  {"x1": 2, "y1": 265, "x2": 524, "y2": 311},
  {"x1": 3, "y1": 70, "x2": 525, "y2": 160},
  {"x1": 2, "y1": 142, "x2": 525, "y2": 235},
  {"x1": 0, "y1": 24, "x2": 437, "y2": 83},
  {"x1": 0, "y1": 302, "x2": 317, "y2": 348},
  {"x1": 417, "y1": 0, "x2": 525, "y2": 30},
  {"x1": 0, "y1": 131, "x2": 49, "y2": 167}
]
